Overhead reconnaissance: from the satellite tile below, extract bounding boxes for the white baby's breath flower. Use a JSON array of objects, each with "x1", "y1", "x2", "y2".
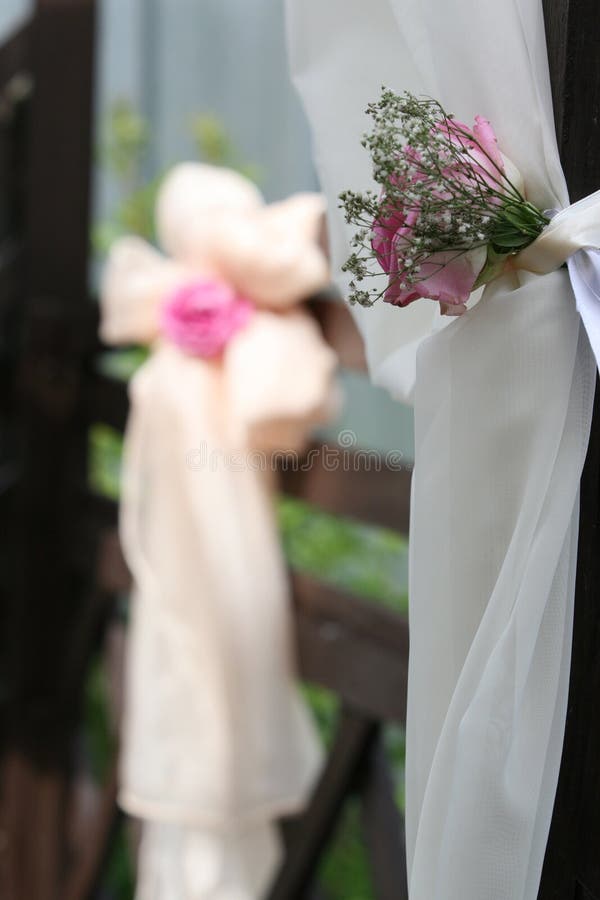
[{"x1": 340, "y1": 88, "x2": 550, "y2": 308}]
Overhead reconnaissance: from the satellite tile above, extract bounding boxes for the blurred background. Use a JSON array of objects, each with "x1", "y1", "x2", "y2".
[
  {"x1": 0, "y1": 2, "x2": 413, "y2": 898},
  {"x1": 1, "y1": 0, "x2": 415, "y2": 458}
]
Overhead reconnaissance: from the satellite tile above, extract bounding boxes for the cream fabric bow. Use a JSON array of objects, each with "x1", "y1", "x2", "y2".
[
  {"x1": 100, "y1": 164, "x2": 337, "y2": 899},
  {"x1": 517, "y1": 191, "x2": 600, "y2": 375}
]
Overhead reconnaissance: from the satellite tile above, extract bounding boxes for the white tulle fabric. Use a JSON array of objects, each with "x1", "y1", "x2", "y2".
[
  {"x1": 135, "y1": 821, "x2": 282, "y2": 900},
  {"x1": 100, "y1": 164, "x2": 336, "y2": 899},
  {"x1": 286, "y1": 2, "x2": 597, "y2": 899}
]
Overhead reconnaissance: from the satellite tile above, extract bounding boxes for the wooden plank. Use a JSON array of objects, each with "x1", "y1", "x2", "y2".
[
  {"x1": 11, "y1": 0, "x2": 98, "y2": 748},
  {"x1": 0, "y1": 23, "x2": 31, "y2": 92},
  {"x1": 539, "y1": 1, "x2": 600, "y2": 898},
  {"x1": 543, "y1": 0, "x2": 600, "y2": 202},
  {"x1": 0, "y1": 28, "x2": 31, "y2": 323},
  {"x1": 309, "y1": 294, "x2": 368, "y2": 372},
  {"x1": 360, "y1": 734, "x2": 408, "y2": 900},
  {"x1": 0, "y1": 753, "x2": 66, "y2": 899},
  {"x1": 292, "y1": 573, "x2": 407, "y2": 656},
  {"x1": 295, "y1": 610, "x2": 407, "y2": 725},
  {"x1": 267, "y1": 708, "x2": 378, "y2": 900},
  {"x1": 311, "y1": 212, "x2": 367, "y2": 372},
  {"x1": 63, "y1": 618, "x2": 126, "y2": 900},
  {"x1": 26, "y1": 0, "x2": 96, "y2": 303},
  {"x1": 3, "y1": 2, "x2": 98, "y2": 899},
  {"x1": 0, "y1": 246, "x2": 24, "y2": 421},
  {"x1": 89, "y1": 372, "x2": 130, "y2": 433},
  {"x1": 0, "y1": 244, "x2": 24, "y2": 311},
  {"x1": 63, "y1": 765, "x2": 122, "y2": 900},
  {"x1": 0, "y1": 84, "x2": 31, "y2": 248},
  {"x1": 542, "y1": 0, "x2": 569, "y2": 147},
  {"x1": 11, "y1": 0, "x2": 98, "y2": 743},
  {"x1": 282, "y1": 441, "x2": 411, "y2": 534},
  {"x1": 294, "y1": 575, "x2": 408, "y2": 724}
]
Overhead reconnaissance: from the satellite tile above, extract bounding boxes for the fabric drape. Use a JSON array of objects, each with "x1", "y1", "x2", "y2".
[
  {"x1": 286, "y1": 2, "x2": 596, "y2": 898},
  {"x1": 101, "y1": 164, "x2": 337, "y2": 899}
]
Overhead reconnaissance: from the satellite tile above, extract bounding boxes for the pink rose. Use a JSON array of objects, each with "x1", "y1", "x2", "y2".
[
  {"x1": 379, "y1": 246, "x2": 487, "y2": 313},
  {"x1": 372, "y1": 115, "x2": 503, "y2": 312},
  {"x1": 161, "y1": 278, "x2": 253, "y2": 357},
  {"x1": 437, "y1": 115, "x2": 505, "y2": 189}
]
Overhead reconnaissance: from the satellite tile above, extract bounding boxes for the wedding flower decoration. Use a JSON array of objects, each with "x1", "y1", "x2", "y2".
[
  {"x1": 340, "y1": 89, "x2": 550, "y2": 315},
  {"x1": 160, "y1": 278, "x2": 254, "y2": 358},
  {"x1": 100, "y1": 163, "x2": 336, "y2": 900}
]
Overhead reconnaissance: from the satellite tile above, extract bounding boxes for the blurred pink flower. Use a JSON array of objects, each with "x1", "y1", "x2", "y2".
[{"x1": 161, "y1": 278, "x2": 253, "y2": 357}]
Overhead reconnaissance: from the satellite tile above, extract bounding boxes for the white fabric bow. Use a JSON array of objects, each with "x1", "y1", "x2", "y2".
[
  {"x1": 100, "y1": 164, "x2": 337, "y2": 899},
  {"x1": 517, "y1": 190, "x2": 600, "y2": 372}
]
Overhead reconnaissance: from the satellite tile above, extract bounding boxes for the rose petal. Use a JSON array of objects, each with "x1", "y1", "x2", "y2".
[{"x1": 161, "y1": 279, "x2": 254, "y2": 357}]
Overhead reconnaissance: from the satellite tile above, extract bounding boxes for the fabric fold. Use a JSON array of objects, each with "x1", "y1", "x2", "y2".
[{"x1": 119, "y1": 339, "x2": 328, "y2": 827}]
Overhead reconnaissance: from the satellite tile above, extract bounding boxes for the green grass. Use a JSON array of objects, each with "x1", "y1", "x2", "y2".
[{"x1": 279, "y1": 495, "x2": 408, "y2": 615}]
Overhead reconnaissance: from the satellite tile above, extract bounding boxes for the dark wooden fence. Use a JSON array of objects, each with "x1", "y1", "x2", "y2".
[
  {"x1": 0, "y1": 1, "x2": 598, "y2": 900},
  {"x1": 538, "y1": 2, "x2": 600, "y2": 898}
]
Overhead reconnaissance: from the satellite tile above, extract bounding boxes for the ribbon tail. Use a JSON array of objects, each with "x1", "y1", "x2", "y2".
[{"x1": 568, "y1": 249, "x2": 600, "y2": 374}]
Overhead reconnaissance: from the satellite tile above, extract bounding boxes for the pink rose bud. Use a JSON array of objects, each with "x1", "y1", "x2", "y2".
[
  {"x1": 160, "y1": 278, "x2": 254, "y2": 358},
  {"x1": 371, "y1": 116, "x2": 503, "y2": 312}
]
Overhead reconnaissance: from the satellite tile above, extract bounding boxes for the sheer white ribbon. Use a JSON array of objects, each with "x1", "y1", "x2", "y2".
[{"x1": 286, "y1": 2, "x2": 597, "y2": 899}]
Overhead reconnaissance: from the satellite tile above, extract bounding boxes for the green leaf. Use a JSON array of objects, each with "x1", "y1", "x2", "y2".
[
  {"x1": 494, "y1": 201, "x2": 546, "y2": 249},
  {"x1": 490, "y1": 233, "x2": 531, "y2": 250},
  {"x1": 501, "y1": 207, "x2": 532, "y2": 229},
  {"x1": 91, "y1": 220, "x2": 126, "y2": 255}
]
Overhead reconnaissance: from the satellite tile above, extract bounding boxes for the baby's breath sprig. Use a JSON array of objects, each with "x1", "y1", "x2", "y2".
[{"x1": 339, "y1": 88, "x2": 549, "y2": 307}]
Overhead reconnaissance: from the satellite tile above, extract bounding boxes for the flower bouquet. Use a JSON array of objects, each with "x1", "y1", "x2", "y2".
[{"x1": 340, "y1": 89, "x2": 550, "y2": 315}]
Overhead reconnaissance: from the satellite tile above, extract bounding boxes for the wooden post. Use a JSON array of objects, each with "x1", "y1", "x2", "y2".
[
  {"x1": 539, "y1": 1, "x2": 600, "y2": 898},
  {"x1": 2, "y1": 2, "x2": 97, "y2": 898}
]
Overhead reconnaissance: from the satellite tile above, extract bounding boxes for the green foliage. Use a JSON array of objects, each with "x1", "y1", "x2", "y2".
[
  {"x1": 83, "y1": 655, "x2": 116, "y2": 782},
  {"x1": 279, "y1": 496, "x2": 408, "y2": 614},
  {"x1": 320, "y1": 800, "x2": 374, "y2": 900},
  {"x1": 97, "y1": 347, "x2": 150, "y2": 381},
  {"x1": 190, "y1": 112, "x2": 263, "y2": 184},
  {"x1": 103, "y1": 827, "x2": 136, "y2": 900},
  {"x1": 117, "y1": 177, "x2": 162, "y2": 244},
  {"x1": 88, "y1": 423, "x2": 123, "y2": 501},
  {"x1": 299, "y1": 687, "x2": 406, "y2": 900},
  {"x1": 93, "y1": 101, "x2": 263, "y2": 256},
  {"x1": 301, "y1": 683, "x2": 339, "y2": 749},
  {"x1": 83, "y1": 657, "x2": 136, "y2": 898},
  {"x1": 94, "y1": 100, "x2": 158, "y2": 252},
  {"x1": 100, "y1": 100, "x2": 149, "y2": 183}
]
